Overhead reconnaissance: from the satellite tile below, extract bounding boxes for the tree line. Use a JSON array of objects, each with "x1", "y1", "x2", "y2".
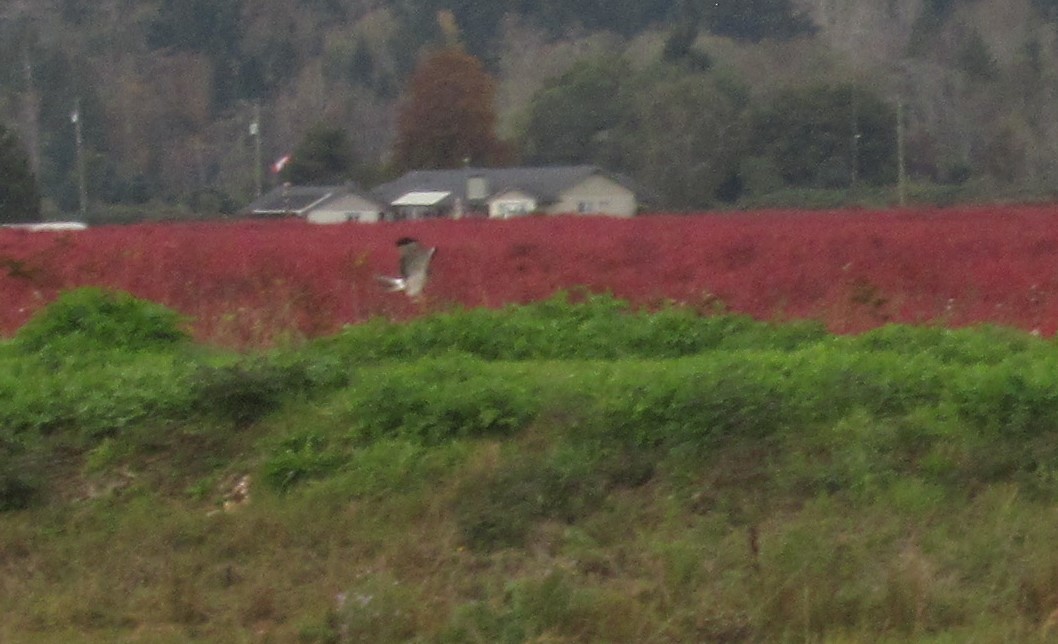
[{"x1": 0, "y1": 0, "x2": 1055, "y2": 222}]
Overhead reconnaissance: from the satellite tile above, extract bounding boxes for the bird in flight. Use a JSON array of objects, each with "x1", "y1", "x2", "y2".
[{"x1": 377, "y1": 237, "x2": 436, "y2": 298}]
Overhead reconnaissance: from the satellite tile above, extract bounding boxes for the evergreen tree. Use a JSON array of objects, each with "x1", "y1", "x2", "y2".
[
  {"x1": 1033, "y1": 0, "x2": 1058, "y2": 20},
  {"x1": 749, "y1": 84, "x2": 896, "y2": 189},
  {"x1": 282, "y1": 124, "x2": 356, "y2": 185},
  {"x1": 702, "y1": 0, "x2": 815, "y2": 42},
  {"x1": 0, "y1": 124, "x2": 42, "y2": 223}
]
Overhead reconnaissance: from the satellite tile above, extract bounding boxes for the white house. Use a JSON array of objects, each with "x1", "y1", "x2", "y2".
[
  {"x1": 243, "y1": 184, "x2": 385, "y2": 223},
  {"x1": 372, "y1": 165, "x2": 642, "y2": 220}
]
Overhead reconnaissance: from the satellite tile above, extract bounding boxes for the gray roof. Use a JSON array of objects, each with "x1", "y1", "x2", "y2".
[
  {"x1": 244, "y1": 184, "x2": 382, "y2": 215},
  {"x1": 372, "y1": 165, "x2": 637, "y2": 206}
]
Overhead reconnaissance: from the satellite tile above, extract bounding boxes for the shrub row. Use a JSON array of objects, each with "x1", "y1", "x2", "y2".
[
  {"x1": 5, "y1": 286, "x2": 1058, "y2": 512},
  {"x1": 4, "y1": 289, "x2": 1055, "y2": 452},
  {"x1": 310, "y1": 292, "x2": 830, "y2": 363}
]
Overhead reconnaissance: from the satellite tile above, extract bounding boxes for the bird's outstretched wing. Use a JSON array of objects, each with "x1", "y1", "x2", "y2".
[
  {"x1": 400, "y1": 242, "x2": 436, "y2": 298},
  {"x1": 375, "y1": 274, "x2": 407, "y2": 292},
  {"x1": 377, "y1": 237, "x2": 435, "y2": 298}
]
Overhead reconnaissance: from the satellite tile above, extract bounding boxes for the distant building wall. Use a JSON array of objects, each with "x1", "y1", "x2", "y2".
[
  {"x1": 549, "y1": 175, "x2": 636, "y2": 217},
  {"x1": 488, "y1": 190, "x2": 537, "y2": 218},
  {"x1": 306, "y1": 193, "x2": 383, "y2": 224}
]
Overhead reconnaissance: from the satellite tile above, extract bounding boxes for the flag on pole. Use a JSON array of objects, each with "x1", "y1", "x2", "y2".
[{"x1": 272, "y1": 154, "x2": 291, "y2": 174}]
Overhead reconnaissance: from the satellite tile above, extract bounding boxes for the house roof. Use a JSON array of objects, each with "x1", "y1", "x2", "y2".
[
  {"x1": 372, "y1": 165, "x2": 636, "y2": 206},
  {"x1": 392, "y1": 191, "x2": 452, "y2": 207},
  {"x1": 244, "y1": 184, "x2": 382, "y2": 215}
]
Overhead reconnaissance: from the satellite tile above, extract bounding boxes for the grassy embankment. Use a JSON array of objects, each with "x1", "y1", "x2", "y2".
[{"x1": 4, "y1": 288, "x2": 1058, "y2": 642}]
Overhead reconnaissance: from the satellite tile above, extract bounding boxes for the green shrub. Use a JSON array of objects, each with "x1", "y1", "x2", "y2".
[
  {"x1": 597, "y1": 354, "x2": 795, "y2": 448},
  {"x1": 949, "y1": 355, "x2": 1058, "y2": 439},
  {"x1": 262, "y1": 432, "x2": 347, "y2": 493},
  {"x1": 14, "y1": 287, "x2": 188, "y2": 357},
  {"x1": 336, "y1": 439, "x2": 470, "y2": 498},
  {"x1": 191, "y1": 357, "x2": 313, "y2": 427},
  {"x1": 0, "y1": 354, "x2": 195, "y2": 440},
  {"x1": 848, "y1": 323, "x2": 1043, "y2": 365},
  {"x1": 345, "y1": 358, "x2": 537, "y2": 444},
  {"x1": 312, "y1": 293, "x2": 828, "y2": 364}
]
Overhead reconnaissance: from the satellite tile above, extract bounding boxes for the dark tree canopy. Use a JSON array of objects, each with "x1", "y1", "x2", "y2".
[
  {"x1": 0, "y1": 125, "x2": 42, "y2": 223},
  {"x1": 750, "y1": 84, "x2": 897, "y2": 188},
  {"x1": 520, "y1": 57, "x2": 632, "y2": 167},
  {"x1": 1034, "y1": 0, "x2": 1058, "y2": 20},
  {"x1": 148, "y1": 0, "x2": 246, "y2": 105},
  {"x1": 282, "y1": 124, "x2": 356, "y2": 185},
  {"x1": 701, "y1": 0, "x2": 815, "y2": 42}
]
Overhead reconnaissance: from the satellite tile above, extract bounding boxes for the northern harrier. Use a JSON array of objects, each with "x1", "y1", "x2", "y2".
[{"x1": 377, "y1": 237, "x2": 436, "y2": 298}]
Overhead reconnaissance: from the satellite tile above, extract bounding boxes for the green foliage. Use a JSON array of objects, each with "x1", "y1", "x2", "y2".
[
  {"x1": 628, "y1": 72, "x2": 748, "y2": 207},
  {"x1": 0, "y1": 123, "x2": 41, "y2": 224},
  {"x1": 661, "y1": 17, "x2": 712, "y2": 72},
  {"x1": 146, "y1": 0, "x2": 244, "y2": 106},
  {"x1": 519, "y1": 57, "x2": 632, "y2": 167},
  {"x1": 262, "y1": 432, "x2": 346, "y2": 493},
  {"x1": 701, "y1": 0, "x2": 816, "y2": 42},
  {"x1": 11, "y1": 298, "x2": 1058, "y2": 640},
  {"x1": 1033, "y1": 0, "x2": 1058, "y2": 20},
  {"x1": 14, "y1": 287, "x2": 189, "y2": 357},
  {"x1": 846, "y1": 323, "x2": 1045, "y2": 365},
  {"x1": 957, "y1": 29, "x2": 998, "y2": 81},
  {"x1": 0, "y1": 353, "x2": 194, "y2": 440},
  {"x1": 342, "y1": 357, "x2": 537, "y2": 444},
  {"x1": 190, "y1": 357, "x2": 313, "y2": 427},
  {"x1": 910, "y1": 0, "x2": 960, "y2": 55},
  {"x1": 313, "y1": 293, "x2": 829, "y2": 363},
  {"x1": 750, "y1": 83, "x2": 897, "y2": 189},
  {"x1": 280, "y1": 123, "x2": 357, "y2": 185}
]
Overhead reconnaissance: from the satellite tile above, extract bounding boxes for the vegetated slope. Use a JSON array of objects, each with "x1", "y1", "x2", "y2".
[
  {"x1": 3, "y1": 205, "x2": 1058, "y2": 348},
  {"x1": 3, "y1": 289, "x2": 1058, "y2": 641}
]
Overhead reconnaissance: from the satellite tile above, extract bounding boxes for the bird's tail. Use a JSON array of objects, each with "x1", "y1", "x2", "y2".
[{"x1": 376, "y1": 275, "x2": 406, "y2": 292}]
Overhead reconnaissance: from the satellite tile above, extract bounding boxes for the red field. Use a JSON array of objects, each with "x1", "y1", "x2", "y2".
[{"x1": 3, "y1": 205, "x2": 1058, "y2": 348}]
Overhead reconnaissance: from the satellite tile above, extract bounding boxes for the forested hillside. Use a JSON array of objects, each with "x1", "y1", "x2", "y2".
[{"x1": 2, "y1": 0, "x2": 1058, "y2": 219}]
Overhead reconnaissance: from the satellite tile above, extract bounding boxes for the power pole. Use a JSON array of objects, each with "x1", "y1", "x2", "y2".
[
  {"x1": 250, "y1": 101, "x2": 263, "y2": 197},
  {"x1": 72, "y1": 98, "x2": 87, "y2": 220},
  {"x1": 850, "y1": 92, "x2": 860, "y2": 186},
  {"x1": 21, "y1": 44, "x2": 40, "y2": 175},
  {"x1": 896, "y1": 100, "x2": 907, "y2": 207}
]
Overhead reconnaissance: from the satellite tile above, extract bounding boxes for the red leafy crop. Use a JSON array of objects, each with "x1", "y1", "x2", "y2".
[{"x1": 3, "y1": 205, "x2": 1058, "y2": 348}]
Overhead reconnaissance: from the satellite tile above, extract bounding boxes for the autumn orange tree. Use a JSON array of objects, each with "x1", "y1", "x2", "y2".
[{"x1": 392, "y1": 46, "x2": 509, "y2": 171}]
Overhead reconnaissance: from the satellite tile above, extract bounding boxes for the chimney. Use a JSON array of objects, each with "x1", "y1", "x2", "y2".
[{"x1": 466, "y1": 175, "x2": 488, "y2": 202}]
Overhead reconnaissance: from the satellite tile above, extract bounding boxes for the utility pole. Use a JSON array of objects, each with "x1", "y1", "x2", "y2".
[
  {"x1": 72, "y1": 98, "x2": 87, "y2": 220},
  {"x1": 896, "y1": 100, "x2": 907, "y2": 207},
  {"x1": 21, "y1": 44, "x2": 40, "y2": 175},
  {"x1": 850, "y1": 92, "x2": 860, "y2": 187},
  {"x1": 250, "y1": 101, "x2": 263, "y2": 197}
]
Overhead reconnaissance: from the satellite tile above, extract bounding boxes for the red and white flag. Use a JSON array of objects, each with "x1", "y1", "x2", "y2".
[{"x1": 271, "y1": 154, "x2": 291, "y2": 174}]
